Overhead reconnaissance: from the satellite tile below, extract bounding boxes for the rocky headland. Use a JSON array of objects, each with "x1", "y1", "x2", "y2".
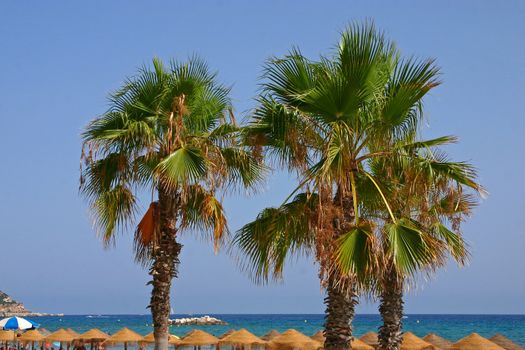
[{"x1": 0, "y1": 290, "x2": 63, "y2": 317}]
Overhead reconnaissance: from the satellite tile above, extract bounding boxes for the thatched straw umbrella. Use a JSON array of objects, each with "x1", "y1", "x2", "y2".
[
  {"x1": 261, "y1": 331, "x2": 280, "y2": 342},
  {"x1": 359, "y1": 332, "x2": 379, "y2": 349},
  {"x1": 450, "y1": 334, "x2": 506, "y2": 350},
  {"x1": 360, "y1": 332, "x2": 378, "y2": 349},
  {"x1": 19, "y1": 329, "x2": 45, "y2": 350},
  {"x1": 169, "y1": 335, "x2": 181, "y2": 346},
  {"x1": 0, "y1": 330, "x2": 15, "y2": 340},
  {"x1": 489, "y1": 335, "x2": 525, "y2": 350},
  {"x1": 67, "y1": 329, "x2": 80, "y2": 338},
  {"x1": 218, "y1": 329, "x2": 266, "y2": 349},
  {"x1": 306, "y1": 332, "x2": 373, "y2": 350},
  {"x1": 352, "y1": 339, "x2": 374, "y2": 350},
  {"x1": 310, "y1": 332, "x2": 323, "y2": 344},
  {"x1": 0, "y1": 330, "x2": 15, "y2": 350},
  {"x1": 423, "y1": 334, "x2": 453, "y2": 350},
  {"x1": 65, "y1": 329, "x2": 81, "y2": 348},
  {"x1": 178, "y1": 330, "x2": 219, "y2": 349},
  {"x1": 142, "y1": 332, "x2": 180, "y2": 347},
  {"x1": 45, "y1": 329, "x2": 78, "y2": 350},
  {"x1": 401, "y1": 332, "x2": 435, "y2": 350},
  {"x1": 219, "y1": 330, "x2": 236, "y2": 340},
  {"x1": 104, "y1": 327, "x2": 143, "y2": 350},
  {"x1": 268, "y1": 329, "x2": 322, "y2": 350},
  {"x1": 142, "y1": 332, "x2": 156, "y2": 344},
  {"x1": 76, "y1": 329, "x2": 109, "y2": 350},
  {"x1": 45, "y1": 329, "x2": 77, "y2": 342}
]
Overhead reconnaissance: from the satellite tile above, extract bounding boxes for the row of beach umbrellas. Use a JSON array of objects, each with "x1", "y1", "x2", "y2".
[
  {"x1": 1, "y1": 327, "x2": 523, "y2": 350},
  {"x1": 356, "y1": 331, "x2": 524, "y2": 350}
]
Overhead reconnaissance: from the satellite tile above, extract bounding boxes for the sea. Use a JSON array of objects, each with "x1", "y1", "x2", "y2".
[{"x1": 29, "y1": 314, "x2": 525, "y2": 346}]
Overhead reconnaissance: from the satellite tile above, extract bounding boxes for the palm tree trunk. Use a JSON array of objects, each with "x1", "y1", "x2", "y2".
[
  {"x1": 324, "y1": 276, "x2": 358, "y2": 350},
  {"x1": 377, "y1": 264, "x2": 404, "y2": 350},
  {"x1": 323, "y1": 190, "x2": 358, "y2": 350},
  {"x1": 150, "y1": 190, "x2": 182, "y2": 350}
]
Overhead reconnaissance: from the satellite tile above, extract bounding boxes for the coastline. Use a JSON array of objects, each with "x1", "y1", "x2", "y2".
[{"x1": 0, "y1": 312, "x2": 64, "y2": 317}]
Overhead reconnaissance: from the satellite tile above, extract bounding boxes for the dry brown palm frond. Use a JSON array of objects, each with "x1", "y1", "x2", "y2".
[{"x1": 133, "y1": 201, "x2": 160, "y2": 265}]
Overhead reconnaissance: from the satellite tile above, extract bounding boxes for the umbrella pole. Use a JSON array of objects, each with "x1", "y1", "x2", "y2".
[{"x1": 124, "y1": 342, "x2": 127, "y2": 350}]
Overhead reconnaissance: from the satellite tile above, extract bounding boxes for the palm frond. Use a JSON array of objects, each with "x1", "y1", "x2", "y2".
[
  {"x1": 337, "y1": 223, "x2": 378, "y2": 281},
  {"x1": 155, "y1": 146, "x2": 208, "y2": 188},
  {"x1": 414, "y1": 150, "x2": 485, "y2": 195},
  {"x1": 80, "y1": 151, "x2": 132, "y2": 200},
  {"x1": 385, "y1": 220, "x2": 436, "y2": 275},
  {"x1": 398, "y1": 135, "x2": 458, "y2": 152},
  {"x1": 233, "y1": 193, "x2": 318, "y2": 283},
  {"x1": 246, "y1": 96, "x2": 314, "y2": 170},
  {"x1": 432, "y1": 222, "x2": 469, "y2": 265},
  {"x1": 262, "y1": 48, "x2": 317, "y2": 107},
  {"x1": 380, "y1": 57, "x2": 440, "y2": 138},
  {"x1": 181, "y1": 185, "x2": 228, "y2": 252},
  {"x1": 220, "y1": 147, "x2": 267, "y2": 190},
  {"x1": 430, "y1": 190, "x2": 477, "y2": 218},
  {"x1": 92, "y1": 185, "x2": 137, "y2": 246},
  {"x1": 304, "y1": 21, "x2": 395, "y2": 124},
  {"x1": 133, "y1": 202, "x2": 159, "y2": 266}
]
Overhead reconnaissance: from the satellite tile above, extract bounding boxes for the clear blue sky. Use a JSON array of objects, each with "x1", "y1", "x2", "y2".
[{"x1": 1, "y1": 0, "x2": 524, "y2": 315}]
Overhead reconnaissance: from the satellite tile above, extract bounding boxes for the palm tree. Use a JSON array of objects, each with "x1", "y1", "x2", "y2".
[
  {"x1": 344, "y1": 141, "x2": 484, "y2": 350},
  {"x1": 235, "y1": 22, "x2": 444, "y2": 350},
  {"x1": 80, "y1": 57, "x2": 264, "y2": 350}
]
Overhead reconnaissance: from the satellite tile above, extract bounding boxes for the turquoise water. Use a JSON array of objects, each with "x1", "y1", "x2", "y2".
[{"x1": 30, "y1": 314, "x2": 525, "y2": 346}]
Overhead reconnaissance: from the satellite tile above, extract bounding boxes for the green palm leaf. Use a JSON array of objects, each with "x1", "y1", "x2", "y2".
[
  {"x1": 155, "y1": 146, "x2": 208, "y2": 187},
  {"x1": 337, "y1": 225, "x2": 377, "y2": 280},
  {"x1": 381, "y1": 57, "x2": 440, "y2": 132},
  {"x1": 247, "y1": 96, "x2": 315, "y2": 169},
  {"x1": 181, "y1": 185, "x2": 228, "y2": 250},
  {"x1": 414, "y1": 150, "x2": 485, "y2": 195},
  {"x1": 385, "y1": 220, "x2": 433, "y2": 275},
  {"x1": 93, "y1": 185, "x2": 137, "y2": 245},
  {"x1": 220, "y1": 147, "x2": 267, "y2": 189},
  {"x1": 432, "y1": 223, "x2": 469, "y2": 265},
  {"x1": 263, "y1": 48, "x2": 316, "y2": 107},
  {"x1": 234, "y1": 193, "x2": 318, "y2": 283}
]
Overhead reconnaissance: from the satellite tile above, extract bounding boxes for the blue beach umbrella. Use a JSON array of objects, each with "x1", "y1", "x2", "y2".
[{"x1": 0, "y1": 317, "x2": 39, "y2": 330}]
